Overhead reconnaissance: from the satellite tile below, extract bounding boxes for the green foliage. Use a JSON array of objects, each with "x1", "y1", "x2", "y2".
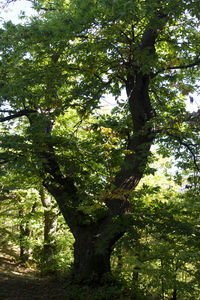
[
  {"x1": 111, "y1": 168, "x2": 200, "y2": 299},
  {"x1": 0, "y1": 188, "x2": 43, "y2": 258},
  {"x1": 57, "y1": 273, "x2": 148, "y2": 300},
  {"x1": 0, "y1": 0, "x2": 200, "y2": 296}
]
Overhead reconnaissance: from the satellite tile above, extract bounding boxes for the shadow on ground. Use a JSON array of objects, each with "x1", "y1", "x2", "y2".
[{"x1": 0, "y1": 247, "x2": 68, "y2": 300}]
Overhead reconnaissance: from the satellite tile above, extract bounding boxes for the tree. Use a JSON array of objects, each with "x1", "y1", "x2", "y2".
[
  {"x1": 0, "y1": 0, "x2": 200, "y2": 282},
  {"x1": 0, "y1": 168, "x2": 73, "y2": 273},
  {"x1": 39, "y1": 187, "x2": 58, "y2": 274}
]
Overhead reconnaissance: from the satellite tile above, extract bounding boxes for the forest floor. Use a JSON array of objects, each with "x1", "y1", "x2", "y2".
[
  {"x1": 0, "y1": 246, "x2": 69, "y2": 300},
  {"x1": 0, "y1": 246, "x2": 129, "y2": 300}
]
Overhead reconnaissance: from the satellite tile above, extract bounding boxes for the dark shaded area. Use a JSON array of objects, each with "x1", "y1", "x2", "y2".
[
  {"x1": 0, "y1": 247, "x2": 133, "y2": 300},
  {"x1": 0, "y1": 247, "x2": 67, "y2": 300},
  {"x1": 0, "y1": 273, "x2": 68, "y2": 300}
]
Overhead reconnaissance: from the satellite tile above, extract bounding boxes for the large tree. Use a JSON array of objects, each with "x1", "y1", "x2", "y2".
[{"x1": 0, "y1": 0, "x2": 199, "y2": 281}]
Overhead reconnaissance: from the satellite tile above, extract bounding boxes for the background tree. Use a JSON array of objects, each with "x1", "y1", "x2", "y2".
[
  {"x1": 0, "y1": 168, "x2": 74, "y2": 274},
  {"x1": 39, "y1": 187, "x2": 58, "y2": 274}
]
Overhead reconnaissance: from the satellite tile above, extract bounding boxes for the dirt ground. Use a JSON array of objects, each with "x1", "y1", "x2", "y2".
[{"x1": 0, "y1": 247, "x2": 68, "y2": 300}]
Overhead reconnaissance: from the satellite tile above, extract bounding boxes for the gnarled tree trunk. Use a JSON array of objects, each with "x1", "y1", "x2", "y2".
[
  {"x1": 73, "y1": 228, "x2": 111, "y2": 281},
  {"x1": 25, "y1": 12, "x2": 167, "y2": 282}
]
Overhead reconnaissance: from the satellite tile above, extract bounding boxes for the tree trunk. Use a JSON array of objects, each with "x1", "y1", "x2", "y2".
[
  {"x1": 73, "y1": 228, "x2": 112, "y2": 282},
  {"x1": 43, "y1": 209, "x2": 57, "y2": 263},
  {"x1": 19, "y1": 207, "x2": 30, "y2": 263},
  {"x1": 19, "y1": 202, "x2": 37, "y2": 263},
  {"x1": 74, "y1": 241, "x2": 111, "y2": 281},
  {"x1": 39, "y1": 188, "x2": 58, "y2": 274}
]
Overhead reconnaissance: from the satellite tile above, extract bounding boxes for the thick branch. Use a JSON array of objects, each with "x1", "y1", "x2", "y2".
[
  {"x1": 0, "y1": 109, "x2": 36, "y2": 122},
  {"x1": 140, "y1": 10, "x2": 168, "y2": 52},
  {"x1": 25, "y1": 113, "x2": 87, "y2": 228},
  {"x1": 153, "y1": 57, "x2": 200, "y2": 78},
  {"x1": 106, "y1": 14, "x2": 169, "y2": 215}
]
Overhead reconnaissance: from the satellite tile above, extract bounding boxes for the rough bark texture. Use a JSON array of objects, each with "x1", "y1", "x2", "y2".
[{"x1": 73, "y1": 228, "x2": 111, "y2": 280}]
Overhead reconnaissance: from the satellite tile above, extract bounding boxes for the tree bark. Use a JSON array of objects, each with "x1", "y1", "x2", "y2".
[
  {"x1": 73, "y1": 228, "x2": 111, "y2": 281},
  {"x1": 39, "y1": 187, "x2": 58, "y2": 274}
]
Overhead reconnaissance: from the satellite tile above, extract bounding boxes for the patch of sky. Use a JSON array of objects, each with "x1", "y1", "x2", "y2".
[{"x1": 0, "y1": 0, "x2": 36, "y2": 25}]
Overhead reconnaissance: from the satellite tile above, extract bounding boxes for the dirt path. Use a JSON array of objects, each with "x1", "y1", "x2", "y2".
[{"x1": 0, "y1": 247, "x2": 68, "y2": 300}]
